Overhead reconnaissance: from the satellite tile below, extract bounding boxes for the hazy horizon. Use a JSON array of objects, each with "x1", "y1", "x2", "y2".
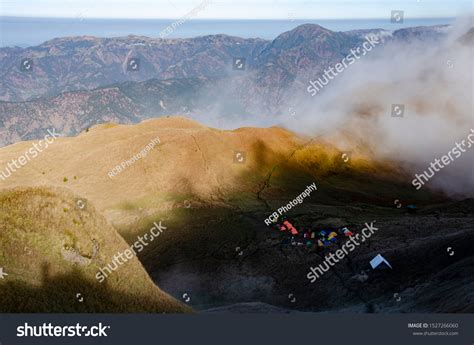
[
  {"x1": 0, "y1": 16, "x2": 457, "y2": 47},
  {"x1": 1, "y1": 0, "x2": 469, "y2": 19}
]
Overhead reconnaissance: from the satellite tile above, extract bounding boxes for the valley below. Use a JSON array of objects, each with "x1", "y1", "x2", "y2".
[{"x1": 1, "y1": 116, "x2": 472, "y2": 313}]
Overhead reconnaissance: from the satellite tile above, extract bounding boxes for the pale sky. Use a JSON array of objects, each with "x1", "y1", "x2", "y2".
[{"x1": 0, "y1": 0, "x2": 471, "y2": 19}]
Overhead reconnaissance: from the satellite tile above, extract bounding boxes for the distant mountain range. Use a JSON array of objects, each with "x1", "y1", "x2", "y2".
[{"x1": 0, "y1": 23, "x2": 453, "y2": 146}]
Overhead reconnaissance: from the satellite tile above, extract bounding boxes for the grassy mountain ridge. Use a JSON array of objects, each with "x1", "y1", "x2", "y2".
[
  {"x1": 1, "y1": 116, "x2": 465, "y2": 313},
  {"x1": 0, "y1": 186, "x2": 191, "y2": 312}
]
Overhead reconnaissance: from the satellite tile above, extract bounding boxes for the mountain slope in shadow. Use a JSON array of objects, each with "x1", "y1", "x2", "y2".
[
  {"x1": 0, "y1": 186, "x2": 191, "y2": 313},
  {"x1": 0, "y1": 116, "x2": 471, "y2": 313}
]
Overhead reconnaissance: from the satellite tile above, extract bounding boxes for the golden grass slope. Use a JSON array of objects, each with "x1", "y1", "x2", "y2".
[
  {"x1": 0, "y1": 115, "x2": 429, "y2": 233},
  {"x1": 0, "y1": 116, "x2": 301, "y2": 211},
  {"x1": 0, "y1": 186, "x2": 191, "y2": 312}
]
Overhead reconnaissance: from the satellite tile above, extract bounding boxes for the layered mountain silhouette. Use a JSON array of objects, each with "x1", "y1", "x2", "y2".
[
  {"x1": 0, "y1": 24, "x2": 454, "y2": 146},
  {"x1": 1, "y1": 15, "x2": 473, "y2": 314}
]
